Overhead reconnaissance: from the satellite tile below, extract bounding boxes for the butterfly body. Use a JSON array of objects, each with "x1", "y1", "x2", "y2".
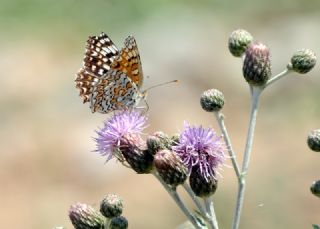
[{"x1": 75, "y1": 32, "x2": 144, "y2": 114}]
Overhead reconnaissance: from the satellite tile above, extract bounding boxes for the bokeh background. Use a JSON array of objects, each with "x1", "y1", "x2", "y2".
[{"x1": 1, "y1": 0, "x2": 320, "y2": 228}]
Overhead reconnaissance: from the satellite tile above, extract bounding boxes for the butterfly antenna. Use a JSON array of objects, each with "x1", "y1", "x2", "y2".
[{"x1": 144, "y1": 80, "x2": 178, "y2": 92}]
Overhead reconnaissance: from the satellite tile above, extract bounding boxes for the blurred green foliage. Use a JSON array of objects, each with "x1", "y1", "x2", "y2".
[{"x1": 1, "y1": 0, "x2": 320, "y2": 36}]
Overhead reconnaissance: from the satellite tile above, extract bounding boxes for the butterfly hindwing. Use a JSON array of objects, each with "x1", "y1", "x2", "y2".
[{"x1": 90, "y1": 69, "x2": 140, "y2": 114}]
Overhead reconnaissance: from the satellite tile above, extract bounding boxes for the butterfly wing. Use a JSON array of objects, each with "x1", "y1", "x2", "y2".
[
  {"x1": 75, "y1": 32, "x2": 119, "y2": 103},
  {"x1": 111, "y1": 36, "x2": 144, "y2": 89},
  {"x1": 90, "y1": 69, "x2": 141, "y2": 114}
]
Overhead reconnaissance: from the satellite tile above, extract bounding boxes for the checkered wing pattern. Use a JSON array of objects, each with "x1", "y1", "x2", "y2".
[
  {"x1": 90, "y1": 69, "x2": 140, "y2": 113},
  {"x1": 75, "y1": 32, "x2": 119, "y2": 103},
  {"x1": 75, "y1": 33, "x2": 145, "y2": 113},
  {"x1": 111, "y1": 36, "x2": 144, "y2": 88}
]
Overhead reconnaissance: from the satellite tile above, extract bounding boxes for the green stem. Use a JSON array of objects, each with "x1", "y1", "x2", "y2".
[
  {"x1": 204, "y1": 197, "x2": 219, "y2": 229},
  {"x1": 153, "y1": 172, "x2": 202, "y2": 229},
  {"x1": 214, "y1": 112, "x2": 241, "y2": 180},
  {"x1": 232, "y1": 86, "x2": 262, "y2": 229},
  {"x1": 104, "y1": 218, "x2": 111, "y2": 229},
  {"x1": 183, "y1": 183, "x2": 209, "y2": 220},
  {"x1": 264, "y1": 68, "x2": 291, "y2": 88}
]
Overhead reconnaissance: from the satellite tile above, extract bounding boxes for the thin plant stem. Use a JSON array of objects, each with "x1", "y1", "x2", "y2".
[
  {"x1": 152, "y1": 172, "x2": 202, "y2": 229},
  {"x1": 104, "y1": 218, "x2": 111, "y2": 229},
  {"x1": 204, "y1": 197, "x2": 219, "y2": 229},
  {"x1": 264, "y1": 68, "x2": 291, "y2": 88},
  {"x1": 232, "y1": 86, "x2": 262, "y2": 229},
  {"x1": 182, "y1": 183, "x2": 209, "y2": 220},
  {"x1": 214, "y1": 112, "x2": 241, "y2": 180}
]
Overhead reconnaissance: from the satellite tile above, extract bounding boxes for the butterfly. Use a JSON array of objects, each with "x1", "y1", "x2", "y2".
[{"x1": 75, "y1": 32, "x2": 146, "y2": 114}]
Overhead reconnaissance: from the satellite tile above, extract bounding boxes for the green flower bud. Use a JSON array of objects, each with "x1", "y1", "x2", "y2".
[
  {"x1": 200, "y1": 89, "x2": 225, "y2": 112},
  {"x1": 288, "y1": 49, "x2": 316, "y2": 74},
  {"x1": 243, "y1": 42, "x2": 271, "y2": 86},
  {"x1": 189, "y1": 166, "x2": 218, "y2": 198},
  {"x1": 100, "y1": 194, "x2": 123, "y2": 218},
  {"x1": 154, "y1": 150, "x2": 188, "y2": 188},
  {"x1": 69, "y1": 203, "x2": 105, "y2": 229},
  {"x1": 146, "y1": 131, "x2": 170, "y2": 155},
  {"x1": 310, "y1": 180, "x2": 320, "y2": 198},
  {"x1": 109, "y1": 216, "x2": 128, "y2": 229},
  {"x1": 307, "y1": 129, "x2": 320, "y2": 152},
  {"x1": 228, "y1": 29, "x2": 253, "y2": 57}
]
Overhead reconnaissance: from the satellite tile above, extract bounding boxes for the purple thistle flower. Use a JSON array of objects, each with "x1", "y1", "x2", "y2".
[
  {"x1": 172, "y1": 123, "x2": 226, "y2": 180},
  {"x1": 95, "y1": 110, "x2": 147, "y2": 161}
]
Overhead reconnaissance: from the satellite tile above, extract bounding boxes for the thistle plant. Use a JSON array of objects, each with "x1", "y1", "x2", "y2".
[{"x1": 62, "y1": 29, "x2": 318, "y2": 229}]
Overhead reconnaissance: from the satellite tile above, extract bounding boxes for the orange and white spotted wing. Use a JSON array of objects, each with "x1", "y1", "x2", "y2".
[
  {"x1": 90, "y1": 69, "x2": 141, "y2": 113},
  {"x1": 111, "y1": 36, "x2": 144, "y2": 88},
  {"x1": 75, "y1": 32, "x2": 145, "y2": 113},
  {"x1": 75, "y1": 32, "x2": 119, "y2": 103}
]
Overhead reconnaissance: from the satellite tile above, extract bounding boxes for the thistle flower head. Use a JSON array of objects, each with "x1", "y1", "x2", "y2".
[
  {"x1": 172, "y1": 123, "x2": 226, "y2": 180},
  {"x1": 95, "y1": 110, "x2": 147, "y2": 161}
]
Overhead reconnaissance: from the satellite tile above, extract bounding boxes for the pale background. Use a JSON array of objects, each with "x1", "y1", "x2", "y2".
[{"x1": 0, "y1": 0, "x2": 319, "y2": 228}]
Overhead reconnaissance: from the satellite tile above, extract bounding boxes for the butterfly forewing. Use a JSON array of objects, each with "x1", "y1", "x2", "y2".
[
  {"x1": 84, "y1": 32, "x2": 119, "y2": 76},
  {"x1": 75, "y1": 32, "x2": 120, "y2": 103},
  {"x1": 111, "y1": 36, "x2": 144, "y2": 88}
]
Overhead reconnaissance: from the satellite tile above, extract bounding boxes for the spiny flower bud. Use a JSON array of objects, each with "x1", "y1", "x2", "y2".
[
  {"x1": 146, "y1": 131, "x2": 170, "y2": 155},
  {"x1": 154, "y1": 150, "x2": 188, "y2": 188},
  {"x1": 200, "y1": 89, "x2": 225, "y2": 112},
  {"x1": 310, "y1": 180, "x2": 320, "y2": 198},
  {"x1": 170, "y1": 133, "x2": 180, "y2": 147},
  {"x1": 307, "y1": 129, "x2": 320, "y2": 152},
  {"x1": 228, "y1": 29, "x2": 253, "y2": 57},
  {"x1": 189, "y1": 166, "x2": 218, "y2": 198},
  {"x1": 120, "y1": 134, "x2": 154, "y2": 174},
  {"x1": 100, "y1": 194, "x2": 123, "y2": 218},
  {"x1": 288, "y1": 49, "x2": 316, "y2": 74},
  {"x1": 109, "y1": 216, "x2": 128, "y2": 229},
  {"x1": 243, "y1": 42, "x2": 271, "y2": 86},
  {"x1": 69, "y1": 203, "x2": 105, "y2": 229}
]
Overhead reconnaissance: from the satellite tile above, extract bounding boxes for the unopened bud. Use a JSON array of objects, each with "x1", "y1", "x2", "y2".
[
  {"x1": 109, "y1": 216, "x2": 128, "y2": 229},
  {"x1": 310, "y1": 180, "x2": 320, "y2": 198},
  {"x1": 228, "y1": 29, "x2": 253, "y2": 57},
  {"x1": 307, "y1": 129, "x2": 320, "y2": 152},
  {"x1": 288, "y1": 49, "x2": 316, "y2": 74},
  {"x1": 243, "y1": 42, "x2": 271, "y2": 86},
  {"x1": 69, "y1": 203, "x2": 104, "y2": 229},
  {"x1": 100, "y1": 194, "x2": 123, "y2": 218},
  {"x1": 200, "y1": 89, "x2": 225, "y2": 112}
]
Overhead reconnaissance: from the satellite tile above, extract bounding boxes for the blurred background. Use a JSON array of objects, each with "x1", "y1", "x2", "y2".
[{"x1": 1, "y1": 0, "x2": 320, "y2": 228}]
